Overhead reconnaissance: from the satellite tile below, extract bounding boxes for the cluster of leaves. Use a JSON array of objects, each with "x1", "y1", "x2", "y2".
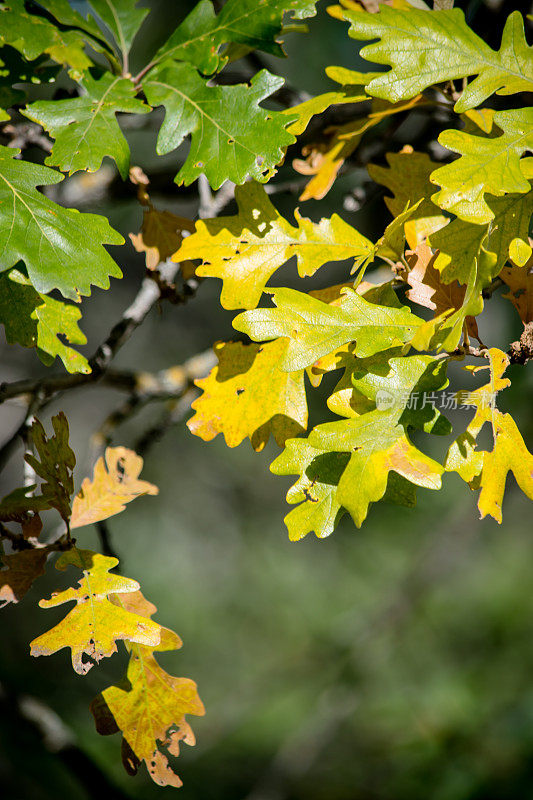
[
  {"x1": 1, "y1": 0, "x2": 533, "y2": 791},
  {"x1": 0, "y1": 0, "x2": 318, "y2": 370},
  {"x1": 0, "y1": 413, "x2": 204, "y2": 788}
]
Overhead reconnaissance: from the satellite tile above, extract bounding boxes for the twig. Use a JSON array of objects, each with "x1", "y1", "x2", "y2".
[
  {"x1": 135, "y1": 387, "x2": 199, "y2": 458},
  {"x1": 3, "y1": 122, "x2": 52, "y2": 153},
  {"x1": 197, "y1": 176, "x2": 235, "y2": 219},
  {"x1": 89, "y1": 349, "x2": 215, "y2": 462}
]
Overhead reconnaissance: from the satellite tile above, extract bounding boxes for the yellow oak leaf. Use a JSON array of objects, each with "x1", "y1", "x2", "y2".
[
  {"x1": 30, "y1": 549, "x2": 161, "y2": 674},
  {"x1": 478, "y1": 412, "x2": 533, "y2": 523},
  {"x1": 187, "y1": 338, "x2": 308, "y2": 452},
  {"x1": 173, "y1": 181, "x2": 374, "y2": 310},
  {"x1": 70, "y1": 447, "x2": 158, "y2": 530},
  {"x1": 444, "y1": 348, "x2": 533, "y2": 521},
  {"x1": 91, "y1": 591, "x2": 204, "y2": 789}
]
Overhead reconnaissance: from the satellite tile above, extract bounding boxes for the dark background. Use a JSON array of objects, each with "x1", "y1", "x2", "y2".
[{"x1": 1, "y1": 1, "x2": 533, "y2": 798}]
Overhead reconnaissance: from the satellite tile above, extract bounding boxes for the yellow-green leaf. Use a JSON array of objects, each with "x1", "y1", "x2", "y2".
[
  {"x1": 174, "y1": 182, "x2": 375, "y2": 310},
  {"x1": 30, "y1": 549, "x2": 161, "y2": 674}
]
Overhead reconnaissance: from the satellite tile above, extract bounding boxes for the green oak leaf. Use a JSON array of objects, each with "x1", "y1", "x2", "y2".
[
  {"x1": 233, "y1": 287, "x2": 424, "y2": 371},
  {"x1": 89, "y1": 0, "x2": 149, "y2": 60},
  {"x1": 343, "y1": 7, "x2": 533, "y2": 112},
  {"x1": 36, "y1": 0, "x2": 106, "y2": 42},
  {"x1": 0, "y1": 270, "x2": 90, "y2": 373},
  {"x1": 430, "y1": 190, "x2": 533, "y2": 284},
  {"x1": 431, "y1": 108, "x2": 533, "y2": 224},
  {"x1": 0, "y1": 145, "x2": 123, "y2": 300},
  {"x1": 23, "y1": 73, "x2": 150, "y2": 179},
  {"x1": 143, "y1": 62, "x2": 296, "y2": 189},
  {"x1": 0, "y1": 0, "x2": 92, "y2": 71},
  {"x1": 152, "y1": 0, "x2": 317, "y2": 75}
]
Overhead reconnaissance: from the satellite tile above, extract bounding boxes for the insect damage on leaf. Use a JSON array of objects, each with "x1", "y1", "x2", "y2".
[
  {"x1": 30, "y1": 549, "x2": 161, "y2": 675},
  {"x1": 91, "y1": 590, "x2": 204, "y2": 788}
]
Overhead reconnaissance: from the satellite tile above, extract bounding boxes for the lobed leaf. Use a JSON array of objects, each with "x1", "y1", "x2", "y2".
[
  {"x1": 30, "y1": 549, "x2": 161, "y2": 675},
  {"x1": 430, "y1": 190, "x2": 533, "y2": 285},
  {"x1": 187, "y1": 339, "x2": 308, "y2": 452},
  {"x1": 23, "y1": 73, "x2": 150, "y2": 180},
  {"x1": 174, "y1": 182, "x2": 375, "y2": 310},
  {"x1": 0, "y1": 145, "x2": 123, "y2": 300},
  {"x1": 0, "y1": 0, "x2": 92, "y2": 71},
  {"x1": 143, "y1": 63, "x2": 295, "y2": 189},
  {"x1": 233, "y1": 286, "x2": 424, "y2": 371},
  {"x1": 153, "y1": 0, "x2": 317, "y2": 75},
  {"x1": 91, "y1": 590, "x2": 204, "y2": 788},
  {"x1": 0, "y1": 269, "x2": 90, "y2": 374},
  {"x1": 343, "y1": 6, "x2": 533, "y2": 112},
  {"x1": 25, "y1": 412, "x2": 75, "y2": 523},
  {"x1": 431, "y1": 109, "x2": 533, "y2": 224},
  {"x1": 70, "y1": 447, "x2": 158, "y2": 530}
]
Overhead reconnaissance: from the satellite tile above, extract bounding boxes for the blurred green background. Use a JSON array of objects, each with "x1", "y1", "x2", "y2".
[{"x1": 1, "y1": 1, "x2": 533, "y2": 798}]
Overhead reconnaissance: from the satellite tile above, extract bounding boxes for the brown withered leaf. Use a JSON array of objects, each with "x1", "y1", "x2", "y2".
[
  {"x1": 0, "y1": 487, "x2": 48, "y2": 539},
  {"x1": 30, "y1": 549, "x2": 161, "y2": 674},
  {"x1": 188, "y1": 338, "x2": 308, "y2": 452},
  {"x1": 0, "y1": 547, "x2": 50, "y2": 607},
  {"x1": 91, "y1": 590, "x2": 204, "y2": 789},
  {"x1": 25, "y1": 412, "x2": 75, "y2": 523},
  {"x1": 130, "y1": 206, "x2": 195, "y2": 270},
  {"x1": 501, "y1": 262, "x2": 533, "y2": 323},
  {"x1": 404, "y1": 243, "x2": 479, "y2": 339},
  {"x1": 70, "y1": 447, "x2": 158, "y2": 530}
]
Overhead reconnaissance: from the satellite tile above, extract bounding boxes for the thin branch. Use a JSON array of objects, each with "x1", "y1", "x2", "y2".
[{"x1": 135, "y1": 388, "x2": 198, "y2": 458}]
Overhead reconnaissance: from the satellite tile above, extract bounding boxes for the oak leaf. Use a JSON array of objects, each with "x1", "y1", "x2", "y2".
[
  {"x1": 23, "y1": 73, "x2": 150, "y2": 180},
  {"x1": 143, "y1": 64, "x2": 295, "y2": 189},
  {"x1": 130, "y1": 207, "x2": 195, "y2": 270},
  {"x1": 91, "y1": 590, "x2": 204, "y2": 788},
  {"x1": 174, "y1": 182, "x2": 374, "y2": 310},
  {"x1": 478, "y1": 411, "x2": 533, "y2": 523},
  {"x1": 30, "y1": 549, "x2": 161, "y2": 674},
  {"x1": 0, "y1": 145, "x2": 123, "y2": 301},
  {"x1": 272, "y1": 351, "x2": 448, "y2": 535},
  {"x1": 233, "y1": 286, "x2": 424, "y2": 371},
  {"x1": 0, "y1": 548, "x2": 50, "y2": 607},
  {"x1": 25, "y1": 412, "x2": 75, "y2": 523},
  {"x1": 344, "y1": 6, "x2": 533, "y2": 112},
  {"x1": 431, "y1": 109, "x2": 533, "y2": 224},
  {"x1": 187, "y1": 339, "x2": 308, "y2": 452},
  {"x1": 70, "y1": 447, "x2": 158, "y2": 530}
]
